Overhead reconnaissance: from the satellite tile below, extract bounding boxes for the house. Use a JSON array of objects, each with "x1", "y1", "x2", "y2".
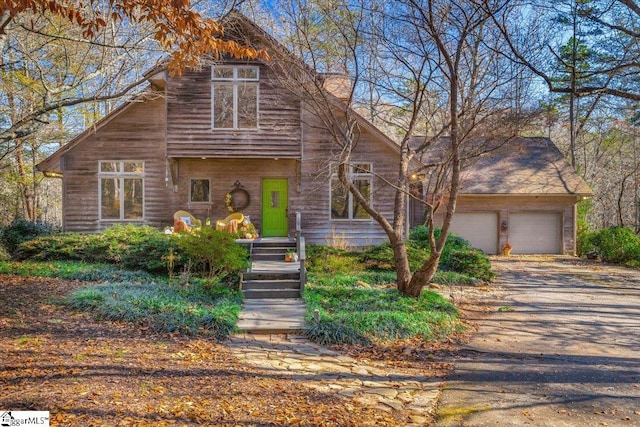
[
  {"x1": 37, "y1": 12, "x2": 401, "y2": 248},
  {"x1": 37, "y1": 13, "x2": 591, "y2": 254},
  {"x1": 410, "y1": 136, "x2": 593, "y2": 255}
]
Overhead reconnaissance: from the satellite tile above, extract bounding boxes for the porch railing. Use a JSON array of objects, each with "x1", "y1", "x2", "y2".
[{"x1": 295, "y1": 211, "x2": 306, "y2": 290}]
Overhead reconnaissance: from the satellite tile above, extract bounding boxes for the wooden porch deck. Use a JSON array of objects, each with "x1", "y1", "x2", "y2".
[{"x1": 237, "y1": 237, "x2": 301, "y2": 273}]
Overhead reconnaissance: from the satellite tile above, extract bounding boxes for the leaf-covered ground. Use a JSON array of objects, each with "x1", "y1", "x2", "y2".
[{"x1": 0, "y1": 275, "x2": 484, "y2": 426}]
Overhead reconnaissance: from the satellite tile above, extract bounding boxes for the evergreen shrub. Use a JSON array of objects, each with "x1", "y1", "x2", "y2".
[
  {"x1": 580, "y1": 226, "x2": 640, "y2": 266},
  {"x1": 0, "y1": 219, "x2": 58, "y2": 255}
]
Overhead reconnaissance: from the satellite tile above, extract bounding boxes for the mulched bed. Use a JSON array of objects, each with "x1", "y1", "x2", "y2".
[{"x1": 1, "y1": 275, "x2": 461, "y2": 426}]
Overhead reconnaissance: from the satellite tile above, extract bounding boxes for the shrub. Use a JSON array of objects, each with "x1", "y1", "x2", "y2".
[
  {"x1": 359, "y1": 241, "x2": 429, "y2": 271},
  {"x1": 175, "y1": 227, "x2": 248, "y2": 282},
  {"x1": 308, "y1": 227, "x2": 495, "y2": 283},
  {"x1": 0, "y1": 219, "x2": 58, "y2": 255},
  {"x1": 16, "y1": 233, "x2": 98, "y2": 262},
  {"x1": 101, "y1": 225, "x2": 181, "y2": 273},
  {"x1": 0, "y1": 245, "x2": 10, "y2": 261},
  {"x1": 442, "y1": 249, "x2": 496, "y2": 282},
  {"x1": 411, "y1": 226, "x2": 472, "y2": 251},
  {"x1": 409, "y1": 226, "x2": 494, "y2": 282},
  {"x1": 15, "y1": 225, "x2": 184, "y2": 274},
  {"x1": 359, "y1": 243, "x2": 395, "y2": 270},
  {"x1": 581, "y1": 226, "x2": 640, "y2": 266},
  {"x1": 408, "y1": 224, "x2": 431, "y2": 245}
]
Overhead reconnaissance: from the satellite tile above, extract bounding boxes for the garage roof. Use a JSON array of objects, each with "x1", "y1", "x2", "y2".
[
  {"x1": 412, "y1": 136, "x2": 593, "y2": 196},
  {"x1": 458, "y1": 137, "x2": 593, "y2": 196}
]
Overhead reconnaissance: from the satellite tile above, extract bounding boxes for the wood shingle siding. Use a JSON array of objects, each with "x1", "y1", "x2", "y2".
[
  {"x1": 60, "y1": 96, "x2": 168, "y2": 233},
  {"x1": 296, "y1": 107, "x2": 400, "y2": 247},
  {"x1": 166, "y1": 63, "x2": 302, "y2": 159}
]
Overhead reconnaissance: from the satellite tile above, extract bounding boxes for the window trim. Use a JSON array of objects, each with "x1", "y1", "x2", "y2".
[
  {"x1": 330, "y1": 162, "x2": 373, "y2": 221},
  {"x1": 98, "y1": 160, "x2": 145, "y2": 221},
  {"x1": 189, "y1": 178, "x2": 211, "y2": 203},
  {"x1": 211, "y1": 65, "x2": 260, "y2": 130}
]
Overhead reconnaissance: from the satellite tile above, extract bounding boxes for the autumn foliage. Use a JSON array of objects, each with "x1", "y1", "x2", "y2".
[{"x1": 0, "y1": 0, "x2": 269, "y2": 73}]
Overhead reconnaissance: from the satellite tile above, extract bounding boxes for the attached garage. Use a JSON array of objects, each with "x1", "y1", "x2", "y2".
[
  {"x1": 450, "y1": 212, "x2": 499, "y2": 255},
  {"x1": 509, "y1": 212, "x2": 562, "y2": 254}
]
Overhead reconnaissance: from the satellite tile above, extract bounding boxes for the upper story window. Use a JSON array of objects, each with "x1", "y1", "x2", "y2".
[
  {"x1": 331, "y1": 163, "x2": 372, "y2": 220},
  {"x1": 99, "y1": 161, "x2": 144, "y2": 220},
  {"x1": 211, "y1": 65, "x2": 259, "y2": 129}
]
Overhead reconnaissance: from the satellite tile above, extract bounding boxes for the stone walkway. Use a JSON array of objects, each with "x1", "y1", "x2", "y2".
[{"x1": 227, "y1": 333, "x2": 442, "y2": 426}]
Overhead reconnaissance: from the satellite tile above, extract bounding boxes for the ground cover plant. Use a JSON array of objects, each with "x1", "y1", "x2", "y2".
[
  {"x1": 0, "y1": 260, "x2": 154, "y2": 283},
  {"x1": 0, "y1": 259, "x2": 244, "y2": 340},
  {"x1": 304, "y1": 280, "x2": 460, "y2": 345},
  {"x1": 302, "y1": 229, "x2": 493, "y2": 345},
  {"x1": 66, "y1": 281, "x2": 242, "y2": 339}
]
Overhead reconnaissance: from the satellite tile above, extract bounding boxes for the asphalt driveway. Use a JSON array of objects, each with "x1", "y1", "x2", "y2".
[{"x1": 436, "y1": 256, "x2": 640, "y2": 426}]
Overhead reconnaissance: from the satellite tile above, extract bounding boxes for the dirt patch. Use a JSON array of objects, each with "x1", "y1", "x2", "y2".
[{"x1": 1, "y1": 275, "x2": 459, "y2": 426}]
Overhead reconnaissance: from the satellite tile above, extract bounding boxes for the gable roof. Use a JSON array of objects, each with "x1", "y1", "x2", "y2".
[
  {"x1": 458, "y1": 136, "x2": 592, "y2": 196},
  {"x1": 37, "y1": 12, "x2": 401, "y2": 174},
  {"x1": 225, "y1": 12, "x2": 402, "y2": 155},
  {"x1": 37, "y1": 90, "x2": 164, "y2": 174}
]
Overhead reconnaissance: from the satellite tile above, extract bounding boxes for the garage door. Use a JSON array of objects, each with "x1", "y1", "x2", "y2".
[
  {"x1": 509, "y1": 212, "x2": 562, "y2": 254},
  {"x1": 450, "y1": 212, "x2": 499, "y2": 254}
]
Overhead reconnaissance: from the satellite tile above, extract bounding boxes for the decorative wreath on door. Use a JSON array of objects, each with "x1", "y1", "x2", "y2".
[{"x1": 225, "y1": 180, "x2": 250, "y2": 212}]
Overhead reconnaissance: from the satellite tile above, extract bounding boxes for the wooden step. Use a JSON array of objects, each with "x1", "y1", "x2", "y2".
[
  {"x1": 251, "y1": 239, "x2": 296, "y2": 248},
  {"x1": 243, "y1": 271, "x2": 300, "y2": 281},
  {"x1": 242, "y1": 279, "x2": 301, "y2": 290},
  {"x1": 241, "y1": 237, "x2": 303, "y2": 300},
  {"x1": 252, "y1": 253, "x2": 291, "y2": 262},
  {"x1": 243, "y1": 289, "x2": 302, "y2": 299}
]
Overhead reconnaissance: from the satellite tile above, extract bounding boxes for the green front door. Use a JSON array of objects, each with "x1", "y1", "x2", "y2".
[{"x1": 262, "y1": 178, "x2": 288, "y2": 237}]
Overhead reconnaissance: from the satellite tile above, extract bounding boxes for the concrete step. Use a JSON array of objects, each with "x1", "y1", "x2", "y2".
[
  {"x1": 243, "y1": 289, "x2": 302, "y2": 299},
  {"x1": 242, "y1": 237, "x2": 302, "y2": 300}
]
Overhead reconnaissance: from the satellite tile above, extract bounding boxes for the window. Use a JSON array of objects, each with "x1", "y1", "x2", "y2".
[
  {"x1": 211, "y1": 65, "x2": 259, "y2": 129},
  {"x1": 330, "y1": 163, "x2": 372, "y2": 220},
  {"x1": 99, "y1": 161, "x2": 144, "y2": 220},
  {"x1": 190, "y1": 179, "x2": 210, "y2": 203}
]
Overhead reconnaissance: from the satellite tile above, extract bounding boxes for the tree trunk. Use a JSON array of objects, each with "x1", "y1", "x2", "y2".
[
  {"x1": 15, "y1": 145, "x2": 35, "y2": 221},
  {"x1": 392, "y1": 235, "x2": 412, "y2": 294},
  {"x1": 406, "y1": 253, "x2": 439, "y2": 297}
]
